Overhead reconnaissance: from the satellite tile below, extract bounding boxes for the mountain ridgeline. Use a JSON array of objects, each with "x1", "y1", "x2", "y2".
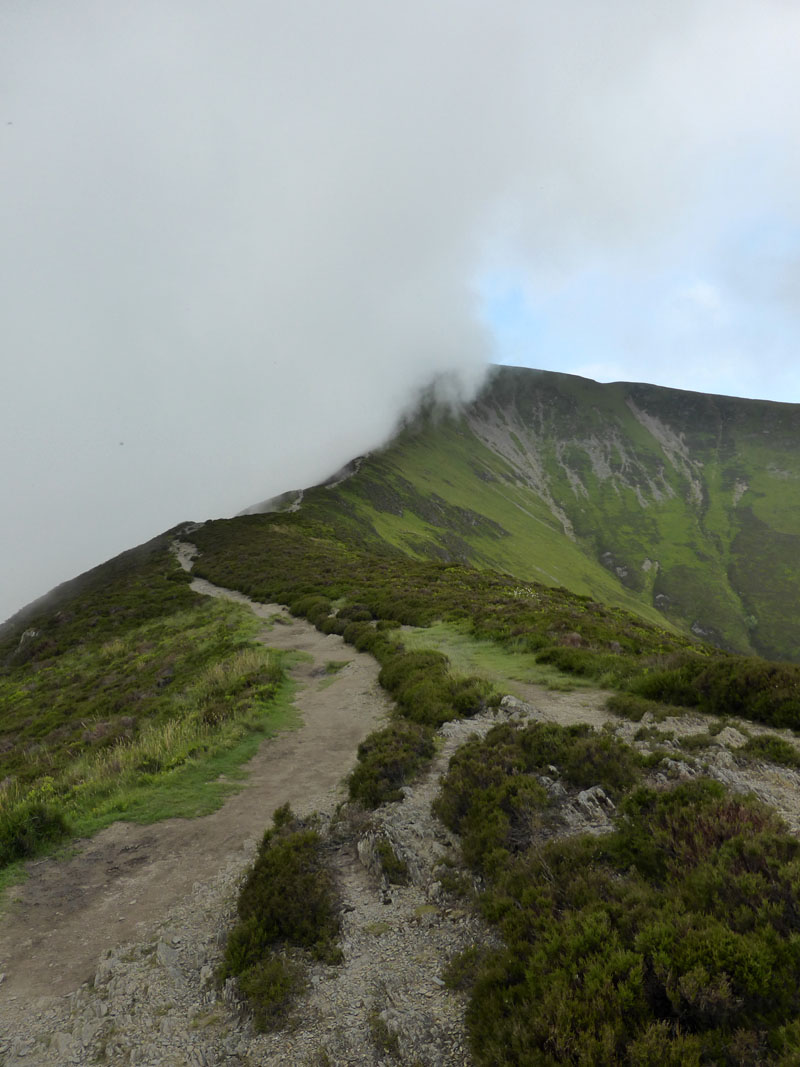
[
  {"x1": 5, "y1": 367, "x2": 800, "y2": 1064},
  {"x1": 274, "y1": 366, "x2": 800, "y2": 663}
]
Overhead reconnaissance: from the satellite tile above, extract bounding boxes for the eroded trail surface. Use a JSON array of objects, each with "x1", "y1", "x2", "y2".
[{"x1": 0, "y1": 566, "x2": 391, "y2": 1014}]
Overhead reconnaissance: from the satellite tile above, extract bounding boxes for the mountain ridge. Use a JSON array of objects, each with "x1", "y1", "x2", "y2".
[{"x1": 269, "y1": 365, "x2": 800, "y2": 662}]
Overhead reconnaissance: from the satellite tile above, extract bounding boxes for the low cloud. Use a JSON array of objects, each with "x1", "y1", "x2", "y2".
[{"x1": 2, "y1": 0, "x2": 799, "y2": 619}]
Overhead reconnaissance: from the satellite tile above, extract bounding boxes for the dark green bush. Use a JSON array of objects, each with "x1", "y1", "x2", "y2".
[
  {"x1": 342, "y1": 620, "x2": 373, "y2": 646},
  {"x1": 0, "y1": 800, "x2": 71, "y2": 867},
  {"x1": 692, "y1": 657, "x2": 800, "y2": 727},
  {"x1": 336, "y1": 604, "x2": 373, "y2": 622},
  {"x1": 290, "y1": 595, "x2": 332, "y2": 626},
  {"x1": 630, "y1": 655, "x2": 800, "y2": 729},
  {"x1": 464, "y1": 778, "x2": 800, "y2": 1065},
  {"x1": 740, "y1": 734, "x2": 800, "y2": 769},
  {"x1": 222, "y1": 803, "x2": 341, "y2": 1028},
  {"x1": 348, "y1": 721, "x2": 435, "y2": 808},
  {"x1": 378, "y1": 649, "x2": 449, "y2": 693},
  {"x1": 436, "y1": 722, "x2": 644, "y2": 873},
  {"x1": 629, "y1": 656, "x2": 707, "y2": 707},
  {"x1": 374, "y1": 838, "x2": 409, "y2": 884},
  {"x1": 442, "y1": 945, "x2": 491, "y2": 991},
  {"x1": 607, "y1": 692, "x2": 658, "y2": 722},
  {"x1": 235, "y1": 953, "x2": 306, "y2": 1032}
]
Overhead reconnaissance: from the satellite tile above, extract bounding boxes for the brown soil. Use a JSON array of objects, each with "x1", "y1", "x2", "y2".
[{"x1": 0, "y1": 579, "x2": 391, "y2": 1008}]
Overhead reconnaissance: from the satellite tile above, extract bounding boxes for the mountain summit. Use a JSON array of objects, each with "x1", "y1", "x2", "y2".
[{"x1": 266, "y1": 366, "x2": 800, "y2": 662}]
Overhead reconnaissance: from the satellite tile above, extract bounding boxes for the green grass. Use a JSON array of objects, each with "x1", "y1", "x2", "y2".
[
  {"x1": 397, "y1": 620, "x2": 594, "y2": 694},
  {"x1": 70, "y1": 678, "x2": 298, "y2": 832},
  {"x1": 0, "y1": 541, "x2": 300, "y2": 871},
  {"x1": 284, "y1": 366, "x2": 800, "y2": 663},
  {"x1": 739, "y1": 734, "x2": 800, "y2": 770}
]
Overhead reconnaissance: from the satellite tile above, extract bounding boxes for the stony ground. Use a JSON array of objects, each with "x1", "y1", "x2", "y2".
[{"x1": 3, "y1": 544, "x2": 800, "y2": 1065}]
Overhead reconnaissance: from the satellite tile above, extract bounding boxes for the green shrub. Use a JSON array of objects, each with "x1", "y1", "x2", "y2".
[
  {"x1": 290, "y1": 595, "x2": 332, "y2": 626},
  {"x1": 222, "y1": 804, "x2": 341, "y2": 1026},
  {"x1": 536, "y1": 645, "x2": 639, "y2": 685},
  {"x1": 378, "y1": 649, "x2": 449, "y2": 693},
  {"x1": 607, "y1": 692, "x2": 658, "y2": 722},
  {"x1": 342, "y1": 620, "x2": 373, "y2": 647},
  {"x1": 348, "y1": 721, "x2": 435, "y2": 808},
  {"x1": 374, "y1": 838, "x2": 409, "y2": 885},
  {"x1": 740, "y1": 734, "x2": 800, "y2": 769},
  {"x1": 435, "y1": 722, "x2": 642, "y2": 874},
  {"x1": 336, "y1": 604, "x2": 373, "y2": 623},
  {"x1": 0, "y1": 799, "x2": 71, "y2": 867},
  {"x1": 692, "y1": 657, "x2": 800, "y2": 727},
  {"x1": 630, "y1": 655, "x2": 706, "y2": 707},
  {"x1": 442, "y1": 945, "x2": 491, "y2": 991},
  {"x1": 630, "y1": 655, "x2": 800, "y2": 729},
  {"x1": 463, "y1": 779, "x2": 800, "y2": 1065},
  {"x1": 235, "y1": 953, "x2": 306, "y2": 1032}
]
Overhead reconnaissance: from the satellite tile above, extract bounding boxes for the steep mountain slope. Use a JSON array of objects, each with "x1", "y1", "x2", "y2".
[{"x1": 284, "y1": 366, "x2": 800, "y2": 661}]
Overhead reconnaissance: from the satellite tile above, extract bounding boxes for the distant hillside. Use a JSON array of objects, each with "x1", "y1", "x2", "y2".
[{"x1": 267, "y1": 366, "x2": 800, "y2": 662}]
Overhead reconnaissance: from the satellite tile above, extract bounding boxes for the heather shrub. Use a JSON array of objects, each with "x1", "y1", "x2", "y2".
[
  {"x1": 435, "y1": 722, "x2": 643, "y2": 874},
  {"x1": 629, "y1": 654, "x2": 800, "y2": 729},
  {"x1": 336, "y1": 604, "x2": 373, "y2": 623},
  {"x1": 235, "y1": 954, "x2": 306, "y2": 1032},
  {"x1": 348, "y1": 721, "x2": 435, "y2": 808},
  {"x1": 374, "y1": 837, "x2": 409, "y2": 884},
  {"x1": 740, "y1": 734, "x2": 800, "y2": 769},
  {"x1": 222, "y1": 805, "x2": 341, "y2": 1029},
  {"x1": 446, "y1": 749, "x2": 800, "y2": 1066}
]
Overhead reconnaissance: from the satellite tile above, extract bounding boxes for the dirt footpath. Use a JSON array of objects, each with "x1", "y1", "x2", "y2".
[{"x1": 0, "y1": 575, "x2": 391, "y2": 1009}]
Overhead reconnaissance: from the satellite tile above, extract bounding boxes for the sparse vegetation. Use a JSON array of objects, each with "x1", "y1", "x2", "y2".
[
  {"x1": 739, "y1": 734, "x2": 800, "y2": 769},
  {"x1": 374, "y1": 837, "x2": 409, "y2": 885},
  {"x1": 368, "y1": 1006, "x2": 401, "y2": 1059}
]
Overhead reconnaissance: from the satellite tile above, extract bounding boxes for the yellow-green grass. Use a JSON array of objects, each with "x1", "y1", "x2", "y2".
[
  {"x1": 0, "y1": 594, "x2": 303, "y2": 878},
  {"x1": 398, "y1": 621, "x2": 593, "y2": 696},
  {"x1": 0, "y1": 675, "x2": 298, "y2": 892}
]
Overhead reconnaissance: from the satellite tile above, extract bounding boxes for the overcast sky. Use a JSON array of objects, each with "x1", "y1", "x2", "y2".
[{"x1": 2, "y1": 1, "x2": 799, "y2": 622}]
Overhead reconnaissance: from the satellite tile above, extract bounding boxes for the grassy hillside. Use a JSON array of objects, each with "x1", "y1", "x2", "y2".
[
  {"x1": 4, "y1": 487, "x2": 800, "y2": 1060},
  {"x1": 279, "y1": 367, "x2": 800, "y2": 662},
  {"x1": 0, "y1": 535, "x2": 295, "y2": 874}
]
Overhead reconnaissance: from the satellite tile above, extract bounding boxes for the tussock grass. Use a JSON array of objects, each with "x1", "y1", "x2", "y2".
[
  {"x1": 0, "y1": 543, "x2": 296, "y2": 871},
  {"x1": 0, "y1": 655, "x2": 294, "y2": 867}
]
